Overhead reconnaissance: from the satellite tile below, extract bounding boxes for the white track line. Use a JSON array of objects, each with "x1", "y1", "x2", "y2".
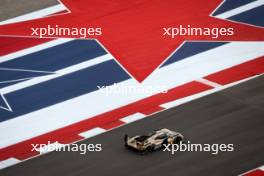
[
  {"x1": 0, "y1": 67, "x2": 54, "y2": 74},
  {"x1": 0, "y1": 4, "x2": 67, "y2": 25},
  {"x1": 196, "y1": 78, "x2": 222, "y2": 88},
  {"x1": 216, "y1": 0, "x2": 264, "y2": 19},
  {"x1": 0, "y1": 78, "x2": 32, "y2": 84},
  {"x1": 79, "y1": 128, "x2": 106, "y2": 138},
  {"x1": 0, "y1": 93, "x2": 12, "y2": 112},
  {"x1": 120, "y1": 113, "x2": 146, "y2": 123}
]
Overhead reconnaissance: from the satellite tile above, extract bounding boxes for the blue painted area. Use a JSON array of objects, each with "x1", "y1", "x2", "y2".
[
  {"x1": 161, "y1": 42, "x2": 227, "y2": 67},
  {"x1": 0, "y1": 80, "x2": 26, "y2": 89},
  {"x1": 213, "y1": 0, "x2": 256, "y2": 16},
  {"x1": 0, "y1": 39, "x2": 107, "y2": 88},
  {"x1": 0, "y1": 60, "x2": 130, "y2": 122},
  {"x1": 0, "y1": 94, "x2": 8, "y2": 111},
  {"x1": 228, "y1": 5, "x2": 264, "y2": 27},
  {"x1": 0, "y1": 40, "x2": 107, "y2": 71},
  {"x1": 162, "y1": 1, "x2": 262, "y2": 67},
  {"x1": 0, "y1": 69, "x2": 53, "y2": 86}
]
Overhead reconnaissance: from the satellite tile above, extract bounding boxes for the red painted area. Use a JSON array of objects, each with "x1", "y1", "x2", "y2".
[
  {"x1": 244, "y1": 169, "x2": 264, "y2": 176},
  {"x1": 100, "y1": 120, "x2": 125, "y2": 130},
  {"x1": 58, "y1": 135, "x2": 84, "y2": 144},
  {"x1": 0, "y1": 0, "x2": 263, "y2": 82},
  {"x1": 0, "y1": 37, "x2": 54, "y2": 56},
  {"x1": 0, "y1": 9, "x2": 67, "y2": 56},
  {"x1": 205, "y1": 56, "x2": 264, "y2": 85},
  {"x1": 139, "y1": 106, "x2": 164, "y2": 115},
  {"x1": 0, "y1": 81, "x2": 211, "y2": 161}
]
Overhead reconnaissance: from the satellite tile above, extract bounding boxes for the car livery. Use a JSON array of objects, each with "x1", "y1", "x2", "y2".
[{"x1": 124, "y1": 128, "x2": 184, "y2": 153}]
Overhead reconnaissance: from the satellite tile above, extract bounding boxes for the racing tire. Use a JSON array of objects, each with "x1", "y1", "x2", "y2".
[
  {"x1": 162, "y1": 138, "x2": 168, "y2": 145},
  {"x1": 173, "y1": 136, "x2": 183, "y2": 144},
  {"x1": 147, "y1": 145, "x2": 155, "y2": 152},
  {"x1": 124, "y1": 135, "x2": 129, "y2": 148},
  {"x1": 124, "y1": 134, "x2": 128, "y2": 142}
]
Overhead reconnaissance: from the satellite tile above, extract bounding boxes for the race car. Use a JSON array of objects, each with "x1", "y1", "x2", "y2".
[{"x1": 124, "y1": 128, "x2": 183, "y2": 153}]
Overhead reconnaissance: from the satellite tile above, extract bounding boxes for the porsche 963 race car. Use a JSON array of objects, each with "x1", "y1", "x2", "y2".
[{"x1": 124, "y1": 128, "x2": 184, "y2": 153}]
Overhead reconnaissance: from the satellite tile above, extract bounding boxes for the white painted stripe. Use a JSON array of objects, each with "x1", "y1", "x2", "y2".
[
  {"x1": 0, "y1": 77, "x2": 32, "y2": 84},
  {"x1": 0, "y1": 158, "x2": 21, "y2": 170},
  {"x1": 0, "y1": 54, "x2": 113, "y2": 94},
  {"x1": 79, "y1": 128, "x2": 106, "y2": 138},
  {"x1": 197, "y1": 78, "x2": 222, "y2": 88},
  {"x1": 215, "y1": 0, "x2": 264, "y2": 19},
  {"x1": 259, "y1": 165, "x2": 264, "y2": 171},
  {"x1": 0, "y1": 162, "x2": 5, "y2": 170},
  {"x1": 0, "y1": 4, "x2": 67, "y2": 25},
  {"x1": 0, "y1": 93, "x2": 12, "y2": 112},
  {"x1": 0, "y1": 67, "x2": 54, "y2": 74},
  {"x1": 161, "y1": 74, "x2": 262, "y2": 109},
  {"x1": 120, "y1": 113, "x2": 146, "y2": 123},
  {"x1": 0, "y1": 42, "x2": 263, "y2": 149},
  {"x1": 0, "y1": 38, "x2": 74, "y2": 64}
]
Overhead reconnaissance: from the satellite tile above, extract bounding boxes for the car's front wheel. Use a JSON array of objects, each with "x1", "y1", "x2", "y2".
[
  {"x1": 147, "y1": 146, "x2": 155, "y2": 152},
  {"x1": 124, "y1": 134, "x2": 128, "y2": 142},
  {"x1": 173, "y1": 136, "x2": 183, "y2": 144}
]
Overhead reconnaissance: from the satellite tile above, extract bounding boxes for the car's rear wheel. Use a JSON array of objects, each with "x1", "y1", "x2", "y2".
[
  {"x1": 173, "y1": 136, "x2": 183, "y2": 144},
  {"x1": 124, "y1": 135, "x2": 129, "y2": 148},
  {"x1": 124, "y1": 134, "x2": 128, "y2": 142},
  {"x1": 163, "y1": 139, "x2": 168, "y2": 145}
]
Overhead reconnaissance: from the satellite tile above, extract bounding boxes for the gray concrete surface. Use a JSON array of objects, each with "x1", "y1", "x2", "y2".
[{"x1": 0, "y1": 0, "x2": 59, "y2": 21}]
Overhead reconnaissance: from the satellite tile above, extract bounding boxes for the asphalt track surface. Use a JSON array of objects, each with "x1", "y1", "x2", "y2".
[
  {"x1": 0, "y1": 75, "x2": 263, "y2": 176},
  {"x1": 0, "y1": 0, "x2": 58, "y2": 21}
]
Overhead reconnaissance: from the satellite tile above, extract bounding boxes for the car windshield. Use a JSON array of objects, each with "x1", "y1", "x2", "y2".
[
  {"x1": 155, "y1": 134, "x2": 166, "y2": 140},
  {"x1": 135, "y1": 131, "x2": 156, "y2": 142},
  {"x1": 135, "y1": 135, "x2": 149, "y2": 142}
]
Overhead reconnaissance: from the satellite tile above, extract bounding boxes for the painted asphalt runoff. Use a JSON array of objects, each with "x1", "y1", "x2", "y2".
[{"x1": 1, "y1": 75, "x2": 263, "y2": 176}]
